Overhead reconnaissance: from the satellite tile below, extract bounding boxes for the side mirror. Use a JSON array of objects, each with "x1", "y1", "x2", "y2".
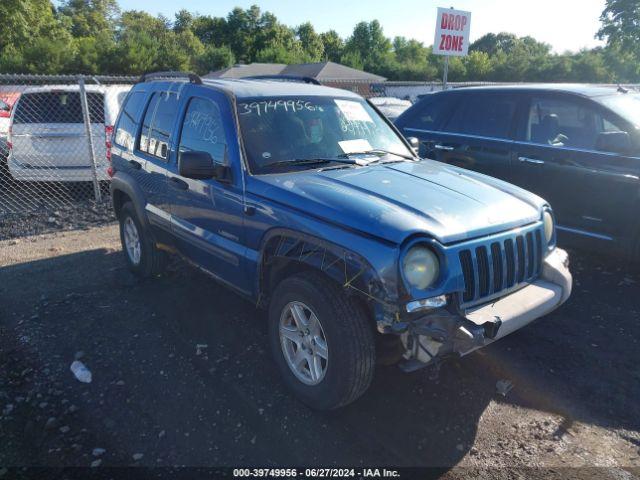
[
  {"x1": 178, "y1": 150, "x2": 232, "y2": 182},
  {"x1": 595, "y1": 131, "x2": 631, "y2": 155},
  {"x1": 407, "y1": 136, "x2": 420, "y2": 155}
]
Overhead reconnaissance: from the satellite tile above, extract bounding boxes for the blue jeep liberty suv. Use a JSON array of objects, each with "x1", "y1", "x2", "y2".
[{"x1": 109, "y1": 72, "x2": 572, "y2": 410}]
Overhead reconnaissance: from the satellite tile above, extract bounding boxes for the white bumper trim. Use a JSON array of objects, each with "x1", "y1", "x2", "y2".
[{"x1": 464, "y1": 248, "x2": 572, "y2": 343}]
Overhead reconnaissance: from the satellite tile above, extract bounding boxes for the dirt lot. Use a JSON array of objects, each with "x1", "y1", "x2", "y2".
[{"x1": 1, "y1": 223, "x2": 639, "y2": 478}]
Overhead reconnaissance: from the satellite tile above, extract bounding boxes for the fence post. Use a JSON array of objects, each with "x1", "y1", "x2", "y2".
[{"x1": 78, "y1": 76, "x2": 102, "y2": 202}]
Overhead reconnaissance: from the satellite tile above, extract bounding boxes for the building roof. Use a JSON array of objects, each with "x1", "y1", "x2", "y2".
[
  {"x1": 204, "y1": 63, "x2": 287, "y2": 79},
  {"x1": 201, "y1": 78, "x2": 362, "y2": 99},
  {"x1": 204, "y1": 61, "x2": 386, "y2": 82}
]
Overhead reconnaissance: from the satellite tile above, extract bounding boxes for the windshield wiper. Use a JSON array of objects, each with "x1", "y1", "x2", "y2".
[
  {"x1": 263, "y1": 158, "x2": 359, "y2": 170},
  {"x1": 338, "y1": 149, "x2": 416, "y2": 161}
]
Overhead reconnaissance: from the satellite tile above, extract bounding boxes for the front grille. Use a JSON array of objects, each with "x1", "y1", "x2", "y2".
[{"x1": 459, "y1": 226, "x2": 544, "y2": 306}]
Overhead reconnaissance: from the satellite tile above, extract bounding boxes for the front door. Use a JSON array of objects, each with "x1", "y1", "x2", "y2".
[
  {"x1": 512, "y1": 93, "x2": 640, "y2": 245},
  {"x1": 165, "y1": 88, "x2": 250, "y2": 295}
]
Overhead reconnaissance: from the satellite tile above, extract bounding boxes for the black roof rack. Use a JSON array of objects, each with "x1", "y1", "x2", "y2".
[
  {"x1": 137, "y1": 71, "x2": 202, "y2": 85},
  {"x1": 243, "y1": 75, "x2": 321, "y2": 85}
]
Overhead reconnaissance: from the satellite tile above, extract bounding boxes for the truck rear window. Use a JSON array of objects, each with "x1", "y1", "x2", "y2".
[{"x1": 13, "y1": 92, "x2": 105, "y2": 124}]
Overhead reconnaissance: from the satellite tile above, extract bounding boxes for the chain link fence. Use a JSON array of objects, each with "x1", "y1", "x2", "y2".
[
  {"x1": 0, "y1": 74, "x2": 136, "y2": 239},
  {"x1": 2, "y1": 74, "x2": 639, "y2": 240}
]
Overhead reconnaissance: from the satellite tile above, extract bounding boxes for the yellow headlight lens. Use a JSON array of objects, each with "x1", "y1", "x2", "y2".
[
  {"x1": 403, "y1": 246, "x2": 439, "y2": 289},
  {"x1": 543, "y1": 211, "x2": 554, "y2": 245}
]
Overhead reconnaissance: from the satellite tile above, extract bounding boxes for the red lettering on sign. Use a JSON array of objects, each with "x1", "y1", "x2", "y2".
[
  {"x1": 451, "y1": 35, "x2": 459, "y2": 51},
  {"x1": 440, "y1": 34, "x2": 447, "y2": 50},
  {"x1": 440, "y1": 12, "x2": 467, "y2": 32}
]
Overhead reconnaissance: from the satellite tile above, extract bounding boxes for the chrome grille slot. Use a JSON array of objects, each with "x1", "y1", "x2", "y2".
[{"x1": 458, "y1": 225, "x2": 544, "y2": 307}]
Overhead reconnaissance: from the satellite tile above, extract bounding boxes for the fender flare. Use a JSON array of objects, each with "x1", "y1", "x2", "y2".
[
  {"x1": 256, "y1": 228, "x2": 399, "y2": 325},
  {"x1": 110, "y1": 172, "x2": 150, "y2": 229}
]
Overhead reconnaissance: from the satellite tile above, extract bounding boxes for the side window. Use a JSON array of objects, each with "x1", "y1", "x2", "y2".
[
  {"x1": 138, "y1": 92, "x2": 179, "y2": 160},
  {"x1": 178, "y1": 97, "x2": 227, "y2": 165},
  {"x1": 526, "y1": 96, "x2": 630, "y2": 151},
  {"x1": 404, "y1": 95, "x2": 451, "y2": 131},
  {"x1": 139, "y1": 93, "x2": 160, "y2": 154},
  {"x1": 149, "y1": 92, "x2": 179, "y2": 160},
  {"x1": 114, "y1": 91, "x2": 145, "y2": 150},
  {"x1": 445, "y1": 94, "x2": 518, "y2": 139}
]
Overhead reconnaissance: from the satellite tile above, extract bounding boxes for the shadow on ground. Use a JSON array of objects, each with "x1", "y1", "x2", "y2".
[{"x1": 1, "y1": 245, "x2": 639, "y2": 468}]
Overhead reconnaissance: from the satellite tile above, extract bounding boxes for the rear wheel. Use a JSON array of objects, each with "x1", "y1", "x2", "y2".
[
  {"x1": 119, "y1": 202, "x2": 166, "y2": 277},
  {"x1": 268, "y1": 271, "x2": 376, "y2": 410}
]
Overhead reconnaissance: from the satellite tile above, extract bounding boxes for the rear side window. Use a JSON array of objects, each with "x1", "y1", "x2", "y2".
[
  {"x1": 13, "y1": 92, "x2": 104, "y2": 124},
  {"x1": 114, "y1": 91, "x2": 146, "y2": 150},
  {"x1": 139, "y1": 92, "x2": 179, "y2": 160},
  {"x1": 445, "y1": 93, "x2": 518, "y2": 139},
  {"x1": 178, "y1": 97, "x2": 227, "y2": 164},
  {"x1": 398, "y1": 94, "x2": 452, "y2": 131}
]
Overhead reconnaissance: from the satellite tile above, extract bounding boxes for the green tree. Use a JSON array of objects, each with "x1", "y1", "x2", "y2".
[
  {"x1": 463, "y1": 51, "x2": 492, "y2": 80},
  {"x1": 343, "y1": 20, "x2": 392, "y2": 74},
  {"x1": 58, "y1": 0, "x2": 119, "y2": 38},
  {"x1": 0, "y1": 0, "x2": 69, "y2": 53},
  {"x1": 173, "y1": 9, "x2": 194, "y2": 33},
  {"x1": 191, "y1": 15, "x2": 228, "y2": 46},
  {"x1": 320, "y1": 30, "x2": 343, "y2": 62},
  {"x1": 195, "y1": 45, "x2": 235, "y2": 74},
  {"x1": 297, "y1": 22, "x2": 324, "y2": 62},
  {"x1": 598, "y1": 0, "x2": 640, "y2": 55}
]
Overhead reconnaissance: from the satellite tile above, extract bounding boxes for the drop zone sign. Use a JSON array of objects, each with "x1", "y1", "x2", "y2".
[{"x1": 433, "y1": 7, "x2": 471, "y2": 56}]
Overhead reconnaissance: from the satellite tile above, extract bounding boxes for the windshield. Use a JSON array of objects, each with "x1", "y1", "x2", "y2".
[
  {"x1": 596, "y1": 93, "x2": 640, "y2": 127},
  {"x1": 237, "y1": 95, "x2": 414, "y2": 173}
]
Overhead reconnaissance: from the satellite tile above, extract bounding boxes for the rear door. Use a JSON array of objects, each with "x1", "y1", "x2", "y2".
[
  {"x1": 513, "y1": 93, "x2": 640, "y2": 243},
  {"x1": 426, "y1": 92, "x2": 520, "y2": 183},
  {"x1": 134, "y1": 91, "x2": 180, "y2": 233},
  {"x1": 111, "y1": 89, "x2": 148, "y2": 185},
  {"x1": 11, "y1": 90, "x2": 105, "y2": 170}
]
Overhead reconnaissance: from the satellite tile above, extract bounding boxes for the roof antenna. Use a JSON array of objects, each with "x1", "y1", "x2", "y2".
[{"x1": 617, "y1": 84, "x2": 628, "y2": 94}]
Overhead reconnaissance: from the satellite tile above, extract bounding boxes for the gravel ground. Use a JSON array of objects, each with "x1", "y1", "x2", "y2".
[
  {"x1": 1, "y1": 224, "x2": 639, "y2": 478},
  {"x1": 0, "y1": 183, "x2": 114, "y2": 241}
]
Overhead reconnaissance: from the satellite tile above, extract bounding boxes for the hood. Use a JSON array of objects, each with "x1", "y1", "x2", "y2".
[{"x1": 249, "y1": 160, "x2": 546, "y2": 245}]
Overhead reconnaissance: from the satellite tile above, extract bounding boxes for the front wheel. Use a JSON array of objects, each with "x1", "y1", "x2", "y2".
[{"x1": 268, "y1": 271, "x2": 376, "y2": 410}]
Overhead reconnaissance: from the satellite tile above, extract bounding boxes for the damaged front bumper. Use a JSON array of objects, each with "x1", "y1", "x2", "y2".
[{"x1": 396, "y1": 248, "x2": 572, "y2": 371}]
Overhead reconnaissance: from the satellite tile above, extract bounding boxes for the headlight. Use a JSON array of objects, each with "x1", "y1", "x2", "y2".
[
  {"x1": 402, "y1": 245, "x2": 440, "y2": 289},
  {"x1": 543, "y1": 210, "x2": 555, "y2": 245}
]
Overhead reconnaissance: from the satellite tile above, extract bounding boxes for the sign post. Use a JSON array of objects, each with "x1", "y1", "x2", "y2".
[{"x1": 433, "y1": 7, "x2": 471, "y2": 89}]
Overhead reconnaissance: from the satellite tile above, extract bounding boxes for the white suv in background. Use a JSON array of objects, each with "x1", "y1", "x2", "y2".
[{"x1": 7, "y1": 85, "x2": 130, "y2": 182}]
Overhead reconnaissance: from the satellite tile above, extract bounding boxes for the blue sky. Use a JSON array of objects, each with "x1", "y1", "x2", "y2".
[{"x1": 114, "y1": 0, "x2": 606, "y2": 53}]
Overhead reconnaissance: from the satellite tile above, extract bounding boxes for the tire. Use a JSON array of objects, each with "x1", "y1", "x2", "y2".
[
  {"x1": 119, "y1": 201, "x2": 166, "y2": 278},
  {"x1": 268, "y1": 271, "x2": 376, "y2": 410}
]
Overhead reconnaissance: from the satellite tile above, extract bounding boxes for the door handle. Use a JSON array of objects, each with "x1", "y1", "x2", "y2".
[
  {"x1": 169, "y1": 176, "x2": 189, "y2": 190},
  {"x1": 518, "y1": 156, "x2": 545, "y2": 165},
  {"x1": 434, "y1": 144, "x2": 455, "y2": 151},
  {"x1": 128, "y1": 159, "x2": 142, "y2": 170}
]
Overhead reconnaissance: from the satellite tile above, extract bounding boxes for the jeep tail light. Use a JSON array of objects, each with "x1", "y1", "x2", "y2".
[
  {"x1": 105, "y1": 125, "x2": 114, "y2": 177},
  {"x1": 105, "y1": 125, "x2": 113, "y2": 161}
]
